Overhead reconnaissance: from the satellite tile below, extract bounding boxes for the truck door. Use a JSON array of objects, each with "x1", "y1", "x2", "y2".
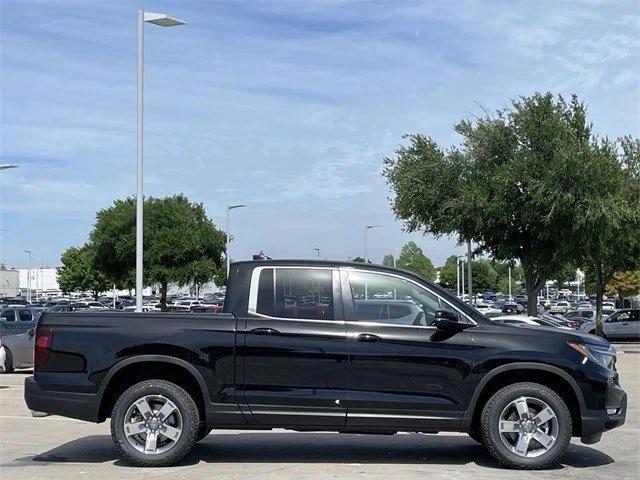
[
  {"x1": 341, "y1": 268, "x2": 475, "y2": 431},
  {"x1": 239, "y1": 266, "x2": 349, "y2": 427}
]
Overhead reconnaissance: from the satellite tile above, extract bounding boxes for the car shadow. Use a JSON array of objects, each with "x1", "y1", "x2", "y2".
[{"x1": 3, "y1": 432, "x2": 614, "y2": 470}]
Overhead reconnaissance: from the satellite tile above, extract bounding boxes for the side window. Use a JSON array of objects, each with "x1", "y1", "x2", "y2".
[
  {"x1": 615, "y1": 311, "x2": 631, "y2": 322},
  {"x1": 254, "y1": 268, "x2": 334, "y2": 320},
  {"x1": 18, "y1": 309, "x2": 33, "y2": 322},
  {"x1": 1, "y1": 310, "x2": 16, "y2": 322},
  {"x1": 274, "y1": 268, "x2": 333, "y2": 320},
  {"x1": 256, "y1": 268, "x2": 275, "y2": 317},
  {"x1": 347, "y1": 270, "x2": 444, "y2": 326}
]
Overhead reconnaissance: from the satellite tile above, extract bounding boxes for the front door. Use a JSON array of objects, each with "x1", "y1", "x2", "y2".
[
  {"x1": 342, "y1": 268, "x2": 475, "y2": 431},
  {"x1": 240, "y1": 266, "x2": 349, "y2": 427}
]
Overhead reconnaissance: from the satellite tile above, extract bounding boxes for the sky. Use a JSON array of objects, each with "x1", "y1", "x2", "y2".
[{"x1": 1, "y1": 0, "x2": 638, "y2": 269}]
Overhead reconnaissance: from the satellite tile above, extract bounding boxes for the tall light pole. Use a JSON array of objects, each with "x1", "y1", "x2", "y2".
[
  {"x1": 363, "y1": 225, "x2": 381, "y2": 261},
  {"x1": 467, "y1": 241, "x2": 473, "y2": 306},
  {"x1": 226, "y1": 204, "x2": 247, "y2": 277},
  {"x1": 24, "y1": 250, "x2": 32, "y2": 302},
  {"x1": 313, "y1": 248, "x2": 320, "y2": 259},
  {"x1": 508, "y1": 263, "x2": 512, "y2": 300},
  {"x1": 135, "y1": 10, "x2": 186, "y2": 312}
]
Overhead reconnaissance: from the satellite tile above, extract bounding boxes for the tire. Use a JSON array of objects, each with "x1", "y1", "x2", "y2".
[
  {"x1": 467, "y1": 430, "x2": 484, "y2": 445},
  {"x1": 481, "y1": 382, "x2": 571, "y2": 469},
  {"x1": 2, "y1": 349, "x2": 14, "y2": 373},
  {"x1": 111, "y1": 379, "x2": 199, "y2": 467}
]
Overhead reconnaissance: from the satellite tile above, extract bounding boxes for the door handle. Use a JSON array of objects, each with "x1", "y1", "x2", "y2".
[
  {"x1": 356, "y1": 333, "x2": 380, "y2": 343},
  {"x1": 249, "y1": 327, "x2": 280, "y2": 335}
]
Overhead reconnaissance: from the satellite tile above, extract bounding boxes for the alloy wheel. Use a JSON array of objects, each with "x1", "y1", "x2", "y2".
[{"x1": 498, "y1": 396, "x2": 558, "y2": 458}]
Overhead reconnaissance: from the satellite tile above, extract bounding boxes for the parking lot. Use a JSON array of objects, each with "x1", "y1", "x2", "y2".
[{"x1": 0, "y1": 343, "x2": 638, "y2": 480}]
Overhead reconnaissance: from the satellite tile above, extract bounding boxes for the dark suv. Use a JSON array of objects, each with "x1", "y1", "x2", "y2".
[{"x1": 25, "y1": 260, "x2": 626, "y2": 469}]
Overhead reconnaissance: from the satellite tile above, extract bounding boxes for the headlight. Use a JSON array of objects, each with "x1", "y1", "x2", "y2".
[{"x1": 568, "y1": 342, "x2": 616, "y2": 370}]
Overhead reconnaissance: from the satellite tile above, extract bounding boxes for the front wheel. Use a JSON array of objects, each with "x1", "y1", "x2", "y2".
[
  {"x1": 481, "y1": 382, "x2": 571, "y2": 469},
  {"x1": 111, "y1": 379, "x2": 200, "y2": 467},
  {"x1": 1, "y1": 348, "x2": 14, "y2": 373}
]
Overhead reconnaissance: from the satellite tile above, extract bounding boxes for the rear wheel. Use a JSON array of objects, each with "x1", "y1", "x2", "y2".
[
  {"x1": 481, "y1": 382, "x2": 571, "y2": 469},
  {"x1": 111, "y1": 379, "x2": 199, "y2": 467}
]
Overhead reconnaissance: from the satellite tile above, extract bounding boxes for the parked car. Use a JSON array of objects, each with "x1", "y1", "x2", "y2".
[
  {"x1": 491, "y1": 315, "x2": 543, "y2": 327},
  {"x1": 549, "y1": 301, "x2": 570, "y2": 314},
  {"x1": 25, "y1": 260, "x2": 626, "y2": 469},
  {"x1": 0, "y1": 307, "x2": 40, "y2": 373},
  {"x1": 501, "y1": 302, "x2": 524, "y2": 314},
  {"x1": 579, "y1": 309, "x2": 640, "y2": 340},
  {"x1": 171, "y1": 300, "x2": 202, "y2": 312}
]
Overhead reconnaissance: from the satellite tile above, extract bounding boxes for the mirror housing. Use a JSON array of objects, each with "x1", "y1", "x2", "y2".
[{"x1": 434, "y1": 309, "x2": 469, "y2": 332}]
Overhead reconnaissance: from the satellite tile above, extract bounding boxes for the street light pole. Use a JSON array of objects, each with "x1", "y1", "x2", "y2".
[
  {"x1": 508, "y1": 264, "x2": 512, "y2": 300},
  {"x1": 226, "y1": 204, "x2": 247, "y2": 277},
  {"x1": 467, "y1": 241, "x2": 473, "y2": 306},
  {"x1": 135, "y1": 9, "x2": 186, "y2": 313},
  {"x1": 24, "y1": 250, "x2": 32, "y2": 302},
  {"x1": 456, "y1": 258, "x2": 460, "y2": 297},
  {"x1": 363, "y1": 225, "x2": 381, "y2": 261},
  {"x1": 313, "y1": 248, "x2": 320, "y2": 259}
]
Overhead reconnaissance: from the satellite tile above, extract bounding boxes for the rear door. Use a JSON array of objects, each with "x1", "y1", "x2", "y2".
[
  {"x1": 240, "y1": 266, "x2": 349, "y2": 427},
  {"x1": 342, "y1": 268, "x2": 475, "y2": 431}
]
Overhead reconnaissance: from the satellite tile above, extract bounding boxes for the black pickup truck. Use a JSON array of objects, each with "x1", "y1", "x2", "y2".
[{"x1": 25, "y1": 260, "x2": 626, "y2": 469}]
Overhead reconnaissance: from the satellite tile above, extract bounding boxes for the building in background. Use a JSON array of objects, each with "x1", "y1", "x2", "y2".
[
  {"x1": 18, "y1": 267, "x2": 61, "y2": 298},
  {"x1": 0, "y1": 268, "x2": 20, "y2": 297}
]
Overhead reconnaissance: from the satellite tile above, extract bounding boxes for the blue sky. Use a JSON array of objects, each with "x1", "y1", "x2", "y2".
[{"x1": 1, "y1": 0, "x2": 638, "y2": 268}]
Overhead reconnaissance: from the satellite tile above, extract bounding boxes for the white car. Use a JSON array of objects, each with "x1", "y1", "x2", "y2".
[
  {"x1": 549, "y1": 301, "x2": 570, "y2": 314},
  {"x1": 172, "y1": 300, "x2": 202, "y2": 312}
]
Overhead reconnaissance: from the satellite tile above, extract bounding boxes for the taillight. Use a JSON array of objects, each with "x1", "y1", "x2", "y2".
[{"x1": 34, "y1": 326, "x2": 53, "y2": 369}]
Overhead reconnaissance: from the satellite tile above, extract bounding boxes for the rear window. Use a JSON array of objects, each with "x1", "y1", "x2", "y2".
[{"x1": 255, "y1": 268, "x2": 333, "y2": 320}]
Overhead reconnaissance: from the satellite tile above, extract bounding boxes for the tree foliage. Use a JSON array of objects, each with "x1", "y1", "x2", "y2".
[
  {"x1": 396, "y1": 242, "x2": 436, "y2": 281},
  {"x1": 382, "y1": 254, "x2": 395, "y2": 267},
  {"x1": 575, "y1": 138, "x2": 640, "y2": 332},
  {"x1": 605, "y1": 270, "x2": 640, "y2": 299},
  {"x1": 90, "y1": 195, "x2": 226, "y2": 308},
  {"x1": 383, "y1": 92, "x2": 626, "y2": 315},
  {"x1": 57, "y1": 244, "x2": 111, "y2": 299}
]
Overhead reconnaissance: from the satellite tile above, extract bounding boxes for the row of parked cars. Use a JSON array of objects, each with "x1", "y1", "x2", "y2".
[{"x1": 0, "y1": 293, "x2": 227, "y2": 373}]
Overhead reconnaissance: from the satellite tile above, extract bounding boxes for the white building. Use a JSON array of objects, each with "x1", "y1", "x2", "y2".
[
  {"x1": 0, "y1": 269, "x2": 20, "y2": 297},
  {"x1": 18, "y1": 268, "x2": 61, "y2": 298}
]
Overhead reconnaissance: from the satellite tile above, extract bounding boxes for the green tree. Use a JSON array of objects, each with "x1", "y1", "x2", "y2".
[
  {"x1": 575, "y1": 138, "x2": 640, "y2": 334},
  {"x1": 605, "y1": 270, "x2": 640, "y2": 299},
  {"x1": 438, "y1": 255, "x2": 459, "y2": 289},
  {"x1": 382, "y1": 254, "x2": 395, "y2": 267},
  {"x1": 384, "y1": 93, "x2": 595, "y2": 315},
  {"x1": 91, "y1": 195, "x2": 226, "y2": 309},
  {"x1": 57, "y1": 244, "x2": 111, "y2": 299},
  {"x1": 352, "y1": 256, "x2": 368, "y2": 263},
  {"x1": 396, "y1": 242, "x2": 436, "y2": 281},
  {"x1": 553, "y1": 263, "x2": 577, "y2": 288},
  {"x1": 471, "y1": 259, "x2": 498, "y2": 292}
]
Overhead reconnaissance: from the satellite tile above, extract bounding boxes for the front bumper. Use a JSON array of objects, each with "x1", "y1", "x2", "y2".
[
  {"x1": 580, "y1": 383, "x2": 627, "y2": 444},
  {"x1": 24, "y1": 376, "x2": 100, "y2": 422}
]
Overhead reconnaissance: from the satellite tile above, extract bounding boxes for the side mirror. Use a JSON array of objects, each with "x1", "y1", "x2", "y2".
[{"x1": 434, "y1": 309, "x2": 469, "y2": 331}]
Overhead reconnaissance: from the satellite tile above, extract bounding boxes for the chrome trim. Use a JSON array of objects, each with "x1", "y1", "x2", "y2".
[
  {"x1": 349, "y1": 413, "x2": 458, "y2": 420},
  {"x1": 340, "y1": 267, "x2": 477, "y2": 326}
]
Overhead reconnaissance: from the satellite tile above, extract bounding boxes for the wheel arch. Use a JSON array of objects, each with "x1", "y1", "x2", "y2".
[
  {"x1": 97, "y1": 355, "x2": 210, "y2": 423},
  {"x1": 462, "y1": 362, "x2": 585, "y2": 436}
]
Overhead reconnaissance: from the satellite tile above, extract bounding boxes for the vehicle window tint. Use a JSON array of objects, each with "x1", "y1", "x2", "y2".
[
  {"x1": 1, "y1": 310, "x2": 15, "y2": 322},
  {"x1": 615, "y1": 311, "x2": 631, "y2": 322},
  {"x1": 18, "y1": 309, "x2": 33, "y2": 322},
  {"x1": 581, "y1": 311, "x2": 594, "y2": 318},
  {"x1": 274, "y1": 268, "x2": 333, "y2": 320},
  {"x1": 348, "y1": 271, "x2": 442, "y2": 326},
  {"x1": 256, "y1": 268, "x2": 275, "y2": 317}
]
